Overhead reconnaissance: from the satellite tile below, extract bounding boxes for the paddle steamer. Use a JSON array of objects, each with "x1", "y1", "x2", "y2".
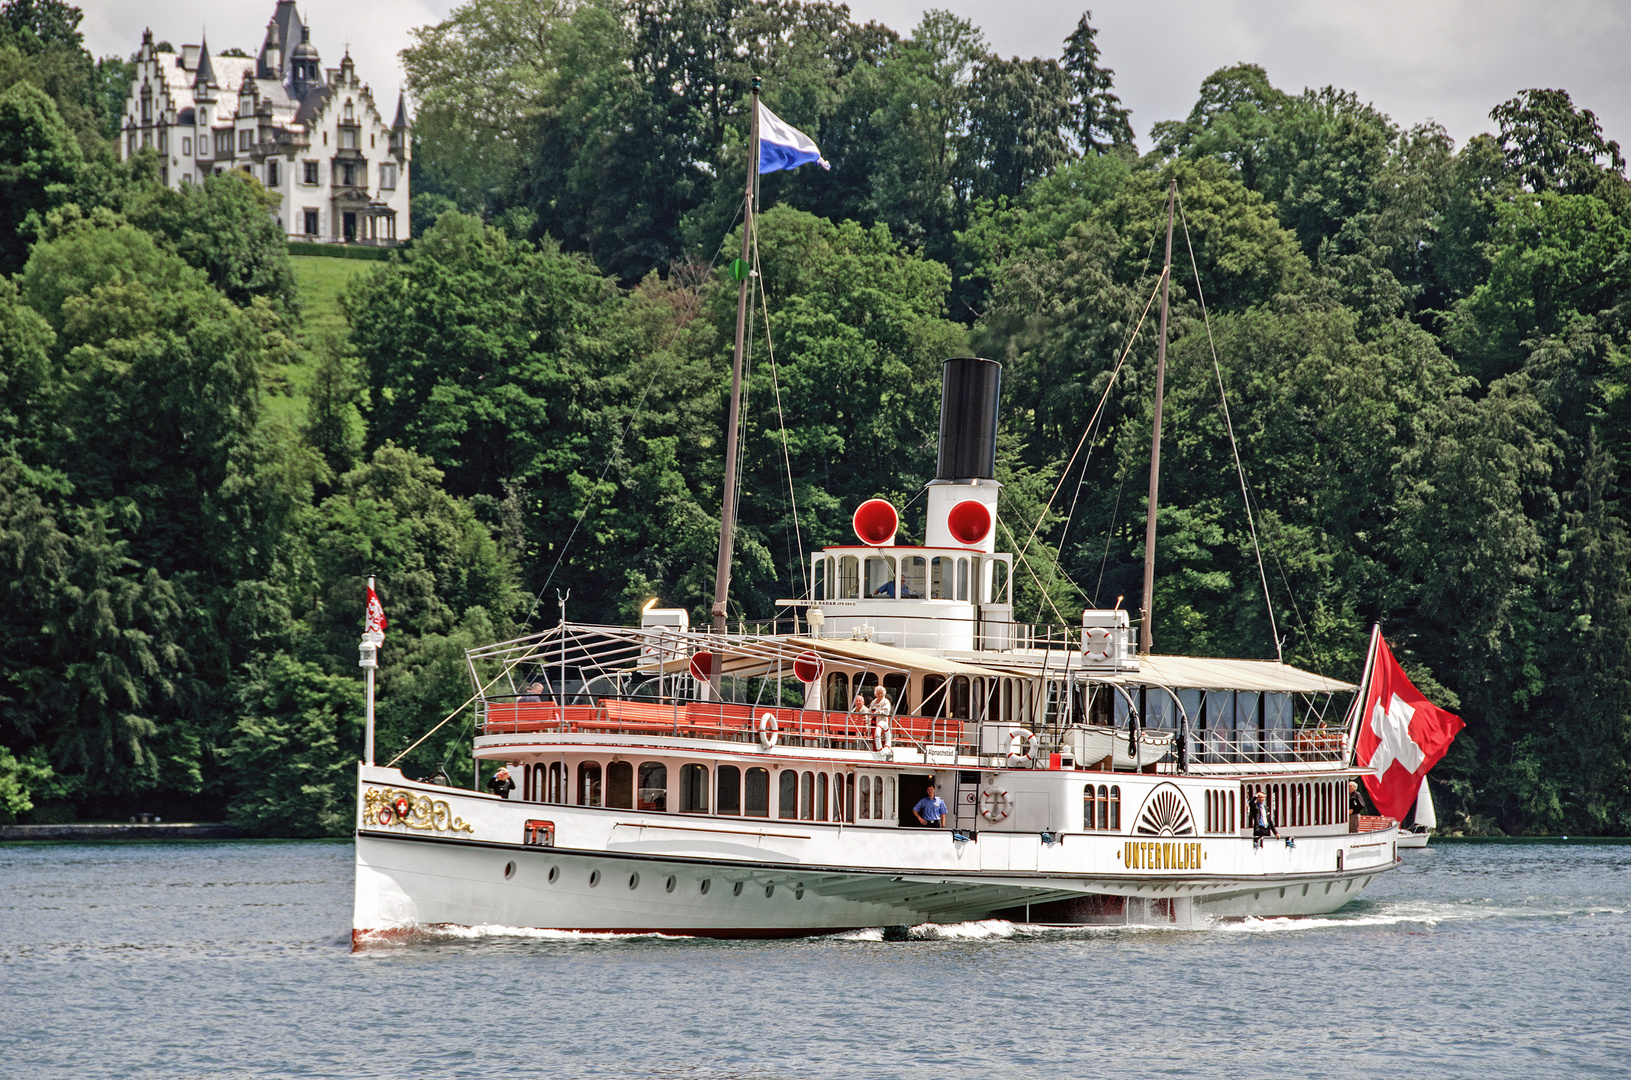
[{"x1": 350, "y1": 97, "x2": 1400, "y2": 941}]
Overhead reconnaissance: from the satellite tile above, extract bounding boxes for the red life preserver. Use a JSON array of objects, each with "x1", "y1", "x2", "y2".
[
  {"x1": 757, "y1": 712, "x2": 780, "y2": 750},
  {"x1": 980, "y1": 787, "x2": 1013, "y2": 822}
]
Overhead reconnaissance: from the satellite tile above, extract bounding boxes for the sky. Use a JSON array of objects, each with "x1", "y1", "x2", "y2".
[{"x1": 82, "y1": 0, "x2": 1631, "y2": 152}]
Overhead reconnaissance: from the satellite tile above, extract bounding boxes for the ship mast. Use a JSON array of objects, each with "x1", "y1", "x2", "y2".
[
  {"x1": 1139, "y1": 179, "x2": 1176, "y2": 657},
  {"x1": 712, "y1": 76, "x2": 762, "y2": 641}
]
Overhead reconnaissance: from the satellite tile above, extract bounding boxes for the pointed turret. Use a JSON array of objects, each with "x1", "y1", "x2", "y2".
[
  {"x1": 260, "y1": 17, "x2": 283, "y2": 80},
  {"x1": 194, "y1": 34, "x2": 216, "y2": 92},
  {"x1": 290, "y1": 24, "x2": 320, "y2": 100},
  {"x1": 392, "y1": 91, "x2": 407, "y2": 131}
]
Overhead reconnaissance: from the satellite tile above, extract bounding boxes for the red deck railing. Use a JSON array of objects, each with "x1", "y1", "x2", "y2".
[{"x1": 479, "y1": 699, "x2": 964, "y2": 749}]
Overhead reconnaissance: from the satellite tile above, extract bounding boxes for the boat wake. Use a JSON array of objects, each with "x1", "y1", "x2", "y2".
[{"x1": 351, "y1": 923, "x2": 694, "y2": 948}]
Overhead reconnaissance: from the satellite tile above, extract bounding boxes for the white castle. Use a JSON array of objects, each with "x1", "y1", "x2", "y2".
[{"x1": 119, "y1": 1, "x2": 410, "y2": 245}]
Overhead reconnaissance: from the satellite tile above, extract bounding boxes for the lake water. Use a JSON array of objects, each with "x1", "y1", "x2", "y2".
[{"x1": 1, "y1": 840, "x2": 1627, "y2": 1079}]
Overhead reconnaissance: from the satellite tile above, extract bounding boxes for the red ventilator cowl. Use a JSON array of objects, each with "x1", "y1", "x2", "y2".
[
  {"x1": 852, "y1": 499, "x2": 899, "y2": 545},
  {"x1": 946, "y1": 499, "x2": 992, "y2": 545}
]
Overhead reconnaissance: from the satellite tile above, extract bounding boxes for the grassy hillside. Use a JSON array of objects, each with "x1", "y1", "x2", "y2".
[{"x1": 266, "y1": 255, "x2": 378, "y2": 425}]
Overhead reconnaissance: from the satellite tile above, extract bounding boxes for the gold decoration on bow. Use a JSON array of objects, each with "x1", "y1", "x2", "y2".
[{"x1": 363, "y1": 786, "x2": 475, "y2": 834}]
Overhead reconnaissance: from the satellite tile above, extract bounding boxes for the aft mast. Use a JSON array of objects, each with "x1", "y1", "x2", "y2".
[
  {"x1": 711, "y1": 77, "x2": 762, "y2": 642},
  {"x1": 1139, "y1": 180, "x2": 1177, "y2": 656}
]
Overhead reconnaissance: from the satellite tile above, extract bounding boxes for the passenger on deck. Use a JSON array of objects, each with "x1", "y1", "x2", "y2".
[
  {"x1": 869, "y1": 685, "x2": 893, "y2": 721},
  {"x1": 912, "y1": 783, "x2": 948, "y2": 828},
  {"x1": 1250, "y1": 789, "x2": 1275, "y2": 847},
  {"x1": 851, "y1": 691, "x2": 870, "y2": 717},
  {"x1": 488, "y1": 767, "x2": 516, "y2": 800},
  {"x1": 517, "y1": 682, "x2": 544, "y2": 703},
  {"x1": 873, "y1": 580, "x2": 896, "y2": 597}
]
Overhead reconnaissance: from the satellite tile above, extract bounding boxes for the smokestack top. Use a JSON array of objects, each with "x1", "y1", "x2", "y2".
[{"x1": 937, "y1": 357, "x2": 1001, "y2": 481}]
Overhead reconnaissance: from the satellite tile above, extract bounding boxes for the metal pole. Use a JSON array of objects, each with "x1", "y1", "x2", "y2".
[
  {"x1": 1140, "y1": 180, "x2": 1176, "y2": 657},
  {"x1": 361, "y1": 574, "x2": 379, "y2": 767},
  {"x1": 557, "y1": 591, "x2": 569, "y2": 711},
  {"x1": 711, "y1": 76, "x2": 761, "y2": 659},
  {"x1": 364, "y1": 666, "x2": 375, "y2": 766}
]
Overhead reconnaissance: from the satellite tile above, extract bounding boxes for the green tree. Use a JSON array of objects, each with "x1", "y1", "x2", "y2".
[
  {"x1": 1060, "y1": 10, "x2": 1133, "y2": 153},
  {"x1": 0, "y1": 79, "x2": 82, "y2": 275}
]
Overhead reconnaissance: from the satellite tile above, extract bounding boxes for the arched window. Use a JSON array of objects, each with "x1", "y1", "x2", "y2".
[
  {"x1": 1109, "y1": 786, "x2": 1121, "y2": 830},
  {"x1": 800, "y1": 771, "x2": 815, "y2": 820},
  {"x1": 885, "y1": 776, "x2": 896, "y2": 818},
  {"x1": 816, "y1": 772, "x2": 829, "y2": 821},
  {"x1": 717, "y1": 765, "x2": 741, "y2": 816},
  {"x1": 813, "y1": 558, "x2": 828, "y2": 600},
  {"x1": 837, "y1": 555, "x2": 860, "y2": 599},
  {"x1": 607, "y1": 761, "x2": 633, "y2": 808},
  {"x1": 679, "y1": 764, "x2": 708, "y2": 814},
  {"x1": 778, "y1": 770, "x2": 798, "y2": 819},
  {"x1": 957, "y1": 558, "x2": 969, "y2": 601},
  {"x1": 637, "y1": 761, "x2": 667, "y2": 812},
  {"x1": 578, "y1": 762, "x2": 602, "y2": 807},
  {"x1": 922, "y1": 674, "x2": 947, "y2": 718},
  {"x1": 929, "y1": 556, "x2": 952, "y2": 599},
  {"x1": 900, "y1": 556, "x2": 926, "y2": 598},
  {"x1": 1097, "y1": 784, "x2": 1110, "y2": 830},
  {"x1": 859, "y1": 775, "x2": 871, "y2": 819},
  {"x1": 825, "y1": 671, "x2": 850, "y2": 711},
  {"x1": 950, "y1": 676, "x2": 971, "y2": 719},
  {"x1": 745, "y1": 767, "x2": 769, "y2": 817},
  {"x1": 1083, "y1": 784, "x2": 1098, "y2": 830}
]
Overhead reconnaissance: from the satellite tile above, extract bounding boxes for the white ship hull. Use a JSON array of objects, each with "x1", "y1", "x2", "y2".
[{"x1": 352, "y1": 767, "x2": 1399, "y2": 941}]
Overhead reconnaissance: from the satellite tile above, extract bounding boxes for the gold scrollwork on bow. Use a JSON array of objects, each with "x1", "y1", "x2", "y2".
[{"x1": 363, "y1": 786, "x2": 475, "y2": 834}]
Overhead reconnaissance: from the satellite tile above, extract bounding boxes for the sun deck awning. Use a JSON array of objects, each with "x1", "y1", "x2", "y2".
[
  {"x1": 777, "y1": 638, "x2": 1008, "y2": 678},
  {"x1": 1097, "y1": 655, "x2": 1355, "y2": 694}
]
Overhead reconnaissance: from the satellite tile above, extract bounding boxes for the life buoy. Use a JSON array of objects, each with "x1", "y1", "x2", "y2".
[
  {"x1": 980, "y1": 787, "x2": 1013, "y2": 822},
  {"x1": 1082, "y1": 626, "x2": 1114, "y2": 662},
  {"x1": 871, "y1": 717, "x2": 892, "y2": 753},
  {"x1": 757, "y1": 712, "x2": 780, "y2": 750},
  {"x1": 1006, "y1": 728, "x2": 1039, "y2": 767},
  {"x1": 392, "y1": 795, "x2": 410, "y2": 820}
]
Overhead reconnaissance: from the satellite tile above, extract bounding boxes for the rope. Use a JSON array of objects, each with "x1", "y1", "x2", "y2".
[
  {"x1": 1176, "y1": 195, "x2": 1282, "y2": 662},
  {"x1": 751, "y1": 221, "x2": 808, "y2": 599}
]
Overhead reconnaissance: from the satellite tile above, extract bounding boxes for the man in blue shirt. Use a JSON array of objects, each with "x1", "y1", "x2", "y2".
[{"x1": 912, "y1": 782, "x2": 949, "y2": 828}]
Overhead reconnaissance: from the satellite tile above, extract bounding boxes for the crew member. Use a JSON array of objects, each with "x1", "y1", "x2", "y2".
[
  {"x1": 489, "y1": 766, "x2": 516, "y2": 799},
  {"x1": 912, "y1": 782, "x2": 948, "y2": 828}
]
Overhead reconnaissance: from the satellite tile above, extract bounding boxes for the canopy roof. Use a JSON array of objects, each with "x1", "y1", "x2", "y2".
[{"x1": 1098, "y1": 654, "x2": 1354, "y2": 694}]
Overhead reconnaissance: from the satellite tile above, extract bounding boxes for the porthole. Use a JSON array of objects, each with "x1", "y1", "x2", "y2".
[
  {"x1": 589, "y1": 869, "x2": 601, "y2": 887},
  {"x1": 765, "y1": 884, "x2": 775, "y2": 898},
  {"x1": 665, "y1": 875, "x2": 677, "y2": 893},
  {"x1": 548, "y1": 866, "x2": 559, "y2": 884},
  {"x1": 628, "y1": 872, "x2": 641, "y2": 890},
  {"x1": 795, "y1": 885, "x2": 805, "y2": 900},
  {"x1": 504, "y1": 861, "x2": 516, "y2": 880},
  {"x1": 700, "y1": 879, "x2": 711, "y2": 895},
  {"x1": 732, "y1": 881, "x2": 744, "y2": 897}
]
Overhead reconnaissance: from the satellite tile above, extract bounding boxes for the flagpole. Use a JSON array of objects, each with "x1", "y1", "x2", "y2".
[
  {"x1": 1343, "y1": 621, "x2": 1381, "y2": 766},
  {"x1": 360, "y1": 575, "x2": 381, "y2": 767},
  {"x1": 711, "y1": 75, "x2": 761, "y2": 672}
]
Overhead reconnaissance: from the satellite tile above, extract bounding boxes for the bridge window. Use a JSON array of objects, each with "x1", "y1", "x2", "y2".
[
  {"x1": 816, "y1": 772, "x2": 829, "y2": 821},
  {"x1": 636, "y1": 761, "x2": 666, "y2": 812},
  {"x1": 837, "y1": 555, "x2": 859, "y2": 599},
  {"x1": 578, "y1": 762, "x2": 602, "y2": 807},
  {"x1": 778, "y1": 769, "x2": 798, "y2": 819},
  {"x1": 900, "y1": 556, "x2": 926, "y2": 598},
  {"x1": 679, "y1": 764, "x2": 708, "y2": 814},
  {"x1": 864, "y1": 555, "x2": 896, "y2": 598},
  {"x1": 950, "y1": 675, "x2": 971, "y2": 720},
  {"x1": 745, "y1": 767, "x2": 769, "y2": 817},
  {"x1": 813, "y1": 557, "x2": 828, "y2": 600},
  {"x1": 885, "y1": 775, "x2": 896, "y2": 819},
  {"x1": 930, "y1": 556, "x2": 952, "y2": 599},
  {"x1": 922, "y1": 674, "x2": 946, "y2": 718},
  {"x1": 884, "y1": 673, "x2": 909, "y2": 716},
  {"x1": 957, "y1": 557, "x2": 969, "y2": 600},
  {"x1": 988, "y1": 559, "x2": 1010, "y2": 604},
  {"x1": 859, "y1": 774, "x2": 871, "y2": 819},
  {"x1": 717, "y1": 765, "x2": 740, "y2": 816}
]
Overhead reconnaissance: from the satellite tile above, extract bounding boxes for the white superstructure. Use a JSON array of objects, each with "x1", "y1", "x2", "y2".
[{"x1": 119, "y1": 3, "x2": 409, "y2": 245}]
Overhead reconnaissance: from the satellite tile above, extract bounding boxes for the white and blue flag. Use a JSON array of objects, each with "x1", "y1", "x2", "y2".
[{"x1": 758, "y1": 101, "x2": 830, "y2": 174}]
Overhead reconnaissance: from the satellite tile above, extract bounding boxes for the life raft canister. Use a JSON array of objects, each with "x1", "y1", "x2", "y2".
[
  {"x1": 980, "y1": 787, "x2": 1013, "y2": 822},
  {"x1": 757, "y1": 711, "x2": 780, "y2": 750},
  {"x1": 872, "y1": 716, "x2": 892, "y2": 753}
]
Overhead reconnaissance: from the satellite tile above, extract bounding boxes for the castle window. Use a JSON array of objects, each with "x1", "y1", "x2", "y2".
[
  {"x1": 266, "y1": 160, "x2": 279, "y2": 187},
  {"x1": 303, "y1": 210, "x2": 318, "y2": 235},
  {"x1": 239, "y1": 130, "x2": 250, "y2": 151},
  {"x1": 370, "y1": 133, "x2": 375, "y2": 148},
  {"x1": 182, "y1": 136, "x2": 192, "y2": 156},
  {"x1": 158, "y1": 130, "x2": 167, "y2": 152},
  {"x1": 304, "y1": 161, "x2": 318, "y2": 185},
  {"x1": 340, "y1": 163, "x2": 356, "y2": 187},
  {"x1": 339, "y1": 127, "x2": 357, "y2": 150},
  {"x1": 128, "y1": 132, "x2": 136, "y2": 155}
]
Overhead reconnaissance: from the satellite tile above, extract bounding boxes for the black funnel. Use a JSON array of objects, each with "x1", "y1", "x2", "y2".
[{"x1": 936, "y1": 357, "x2": 1002, "y2": 480}]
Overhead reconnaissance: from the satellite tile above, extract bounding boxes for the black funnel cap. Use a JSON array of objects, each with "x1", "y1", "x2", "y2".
[{"x1": 937, "y1": 357, "x2": 1001, "y2": 480}]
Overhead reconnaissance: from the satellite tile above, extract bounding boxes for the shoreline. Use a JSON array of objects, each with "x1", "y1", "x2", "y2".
[{"x1": 0, "y1": 823, "x2": 246, "y2": 842}]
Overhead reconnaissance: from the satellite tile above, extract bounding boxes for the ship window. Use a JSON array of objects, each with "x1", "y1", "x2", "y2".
[
  {"x1": 885, "y1": 775, "x2": 896, "y2": 818},
  {"x1": 950, "y1": 676, "x2": 971, "y2": 720},
  {"x1": 800, "y1": 771, "x2": 814, "y2": 820},
  {"x1": 778, "y1": 769, "x2": 798, "y2": 819},
  {"x1": 929, "y1": 556, "x2": 952, "y2": 599},
  {"x1": 816, "y1": 772, "x2": 830, "y2": 821},
  {"x1": 745, "y1": 767, "x2": 769, "y2": 817},
  {"x1": 607, "y1": 761, "x2": 633, "y2": 808},
  {"x1": 1083, "y1": 784, "x2": 1097, "y2": 830},
  {"x1": 957, "y1": 558, "x2": 969, "y2": 600},
  {"x1": 837, "y1": 555, "x2": 859, "y2": 599},
  {"x1": 989, "y1": 559, "x2": 1010, "y2": 604},
  {"x1": 717, "y1": 765, "x2": 741, "y2": 815},
  {"x1": 679, "y1": 764, "x2": 708, "y2": 814},
  {"x1": 825, "y1": 671, "x2": 849, "y2": 711},
  {"x1": 578, "y1": 761, "x2": 602, "y2": 807},
  {"x1": 900, "y1": 556, "x2": 926, "y2": 599},
  {"x1": 813, "y1": 557, "x2": 827, "y2": 600},
  {"x1": 547, "y1": 762, "x2": 566, "y2": 803},
  {"x1": 859, "y1": 774, "x2": 871, "y2": 819},
  {"x1": 843, "y1": 773, "x2": 855, "y2": 822},
  {"x1": 1110, "y1": 786, "x2": 1121, "y2": 830},
  {"x1": 636, "y1": 761, "x2": 667, "y2": 812},
  {"x1": 883, "y1": 673, "x2": 909, "y2": 716},
  {"x1": 921, "y1": 674, "x2": 946, "y2": 718},
  {"x1": 1098, "y1": 784, "x2": 1110, "y2": 829},
  {"x1": 864, "y1": 555, "x2": 896, "y2": 598}
]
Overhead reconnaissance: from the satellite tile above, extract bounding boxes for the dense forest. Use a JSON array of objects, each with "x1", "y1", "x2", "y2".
[{"x1": 2, "y1": 0, "x2": 1629, "y2": 836}]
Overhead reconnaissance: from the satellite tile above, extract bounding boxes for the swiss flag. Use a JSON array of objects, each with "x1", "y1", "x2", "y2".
[
  {"x1": 1355, "y1": 636, "x2": 1463, "y2": 820},
  {"x1": 365, "y1": 583, "x2": 387, "y2": 636}
]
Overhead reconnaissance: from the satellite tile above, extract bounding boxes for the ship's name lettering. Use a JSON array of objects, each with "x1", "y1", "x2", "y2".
[{"x1": 1123, "y1": 840, "x2": 1204, "y2": 870}]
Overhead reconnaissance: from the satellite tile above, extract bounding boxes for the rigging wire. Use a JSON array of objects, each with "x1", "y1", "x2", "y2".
[
  {"x1": 1092, "y1": 464, "x2": 1128, "y2": 607},
  {"x1": 1175, "y1": 195, "x2": 1283, "y2": 662},
  {"x1": 750, "y1": 220, "x2": 809, "y2": 599}
]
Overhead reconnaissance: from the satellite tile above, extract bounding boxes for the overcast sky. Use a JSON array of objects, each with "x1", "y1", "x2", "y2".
[{"x1": 83, "y1": 0, "x2": 1631, "y2": 151}]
